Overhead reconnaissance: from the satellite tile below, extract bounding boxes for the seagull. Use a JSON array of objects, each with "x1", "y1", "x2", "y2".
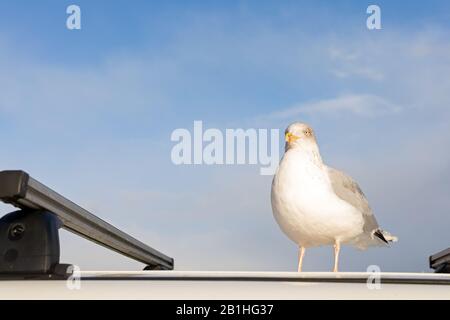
[{"x1": 271, "y1": 122, "x2": 397, "y2": 272}]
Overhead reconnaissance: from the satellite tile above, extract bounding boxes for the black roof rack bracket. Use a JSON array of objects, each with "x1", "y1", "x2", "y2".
[
  {"x1": 0, "y1": 208, "x2": 73, "y2": 279},
  {"x1": 430, "y1": 248, "x2": 450, "y2": 274},
  {"x1": 0, "y1": 170, "x2": 174, "y2": 278}
]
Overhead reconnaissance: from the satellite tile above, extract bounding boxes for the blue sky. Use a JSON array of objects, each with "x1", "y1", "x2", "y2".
[{"x1": 0, "y1": 1, "x2": 449, "y2": 272}]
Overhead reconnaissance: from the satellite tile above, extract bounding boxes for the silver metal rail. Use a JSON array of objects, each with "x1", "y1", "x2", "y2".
[{"x1": 0, "y1": 170, "x2": 174, "y2": 270}]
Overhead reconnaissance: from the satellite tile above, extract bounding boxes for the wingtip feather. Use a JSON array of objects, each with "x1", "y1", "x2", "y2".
[{"x1": 373, "y1": 229, "x2": 398, "y2": 244}]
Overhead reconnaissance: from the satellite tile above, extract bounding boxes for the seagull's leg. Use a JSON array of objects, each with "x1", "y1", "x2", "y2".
[
  {"x1": 333, "y1": 242, "x2": 340, "y2": 272},
  {"x1": 297, "y1": 246, "x2": 306, "y2": 272}
]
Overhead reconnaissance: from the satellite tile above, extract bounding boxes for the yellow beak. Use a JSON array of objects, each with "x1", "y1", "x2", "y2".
[{"x1": 285, "y1": 132, "x2": 300, "y2": 143}]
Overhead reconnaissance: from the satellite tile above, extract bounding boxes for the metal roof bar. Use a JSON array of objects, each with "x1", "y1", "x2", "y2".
[
  {"x1": 430, "y1": 248, "x2": 450, "y2": 274},
  {"x1": 0, "y1": 170, "x2": 174, "y2": 271}
]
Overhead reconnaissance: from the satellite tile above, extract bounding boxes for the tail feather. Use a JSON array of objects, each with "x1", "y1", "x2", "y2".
[{"x1": 373, "y1": 229, "x2": 398, "y2": 244}]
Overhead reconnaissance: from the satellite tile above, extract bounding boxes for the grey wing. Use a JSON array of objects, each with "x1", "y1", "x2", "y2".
[{"x1": 326, "y1": 166, "x2": 379, "y2": 233}]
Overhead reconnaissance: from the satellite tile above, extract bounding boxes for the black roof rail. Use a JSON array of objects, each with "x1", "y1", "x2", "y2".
[
  {"x1": 430, "y1": 248, "x2": 450, "y2": 274},
  {"x1": 0, "y1": 170, "x2": 174, "y2": 278}
]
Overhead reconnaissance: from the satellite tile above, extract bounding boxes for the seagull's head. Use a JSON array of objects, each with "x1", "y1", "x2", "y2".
[{"x1": 284, "y1": 122, "x2": 317, "y2": 151}]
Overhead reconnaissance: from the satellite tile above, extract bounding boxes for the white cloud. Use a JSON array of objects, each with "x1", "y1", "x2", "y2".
[
  {"x1": 270, "y1": 94, "x2": 402, "y2": 119},
  {"x1": 329, "y1": 47, "x2": 384, "y2": 81},
  {"x1": 331, "y1": 67, "x2": 384, "y2": 81}
]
